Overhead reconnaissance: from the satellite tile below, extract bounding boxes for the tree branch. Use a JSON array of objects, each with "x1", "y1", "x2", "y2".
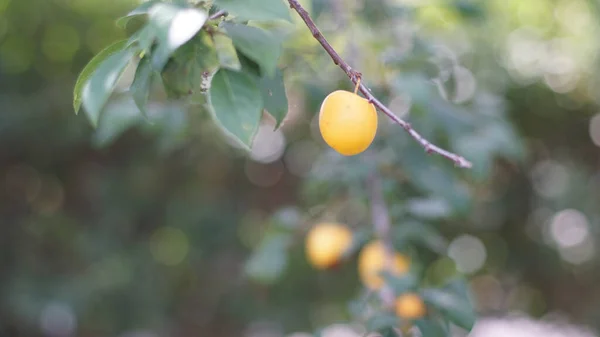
[
  {"x1": 286, "y1": 0, "x2": 472, "y2": 169},
  {"x1": 367, "y1": 171, "x2": 396, "y2": 307},
  {"x1": 209, "y1": 9, "x2": 227, "y2": 20}
]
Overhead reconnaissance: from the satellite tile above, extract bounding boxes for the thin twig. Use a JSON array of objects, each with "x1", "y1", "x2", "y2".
[
  {"x1": 209, "y1": 9, "x2": 227, "y2": 20},
  {"x1": 367, "y1": 171, "x2": 396, "y2": 308},
  {"x1": 286, "y1": 0, "x2": 472, "y2": 169}
]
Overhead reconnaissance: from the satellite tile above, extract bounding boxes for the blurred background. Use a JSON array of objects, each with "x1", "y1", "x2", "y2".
[{"x1": 1, "y1": 0, "x2": 600, "y2": 336}]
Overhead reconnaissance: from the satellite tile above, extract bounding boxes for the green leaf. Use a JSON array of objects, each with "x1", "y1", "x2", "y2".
[
  {"x1": 148, "y1": 3, "x2": 208, "y2": 70},
  {"x1": 213, "y1": 0, "x2": 291, "y2": 21},
  {"x1": 81, "y1": 46, "x2": 135, "y2": 127},
  {"x1": 193, "y1": 32, "x2": 220, "y2": 70},
  {"x1": 238, "y1": 51, "x2": 261, "y2": 77},
  {"x1": 380, "y1": 271, "x2": 418, "y2": 295},
  {"x1": 379, "y1": 328, "x2": 400, "y2": 337},
  {"x1": 366, "y1": 313, "x2": 400, "y2": 333},
  {"x1": 160, "y1": 33, "x2": 217, "y2": 99},
  {"x1": 394, "y1": 221, "x2": 449, "y2": 254},
  {"x1": 244, "y1": 233, "x2": 291, "y2": 284},
  {"x1": 399, "y1": 143, "x2": 472, "y2": 213},
  {"x1": 405, "y1": 197, "x2": 453, "y2": 220},
  {"x1": 258, "y1": 69, "x2": 288, "y2": 128},
  {"x1": 453, "y1": 133, "x2": 493, "y2": 181},
  {"x1": 92, "y1": 99, "x2": 142, "y2": 148},
  {"x1": 455, "y1": 1, "x2": 485, "y2": 19},
  {"x1": 213, "y1": 34, "x2": 241, "y2": 71},
  {"x1": 116, "y1": 0, "x2": 160, "y2": 28},
  {"x1": 223, "y1": 22, "x2": 282, "y2": 78},
  {"x1": 127, "y1": 24, "x2": 157, "y2": 52},
  {"x1": 420, "y1": 288, "x2": 476, "y2": 331},
  {"x1": 130, "y1": 56, "x2": 154, "y2": 116},
  {"x1": 73, "y1": 39, "x2": 129, "y2": 115},
  {"x1": 209, "y1": 68, "x2": 264, "y2": 148},
  {"x1": 414, "y1": 318, "x2": 449, "y2": 337}
]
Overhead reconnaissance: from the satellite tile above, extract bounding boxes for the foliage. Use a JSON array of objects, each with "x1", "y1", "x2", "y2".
[
  {"x1": 2, "y1": 0, "x2": 600, "y2": 336},
  {"x1": 67, "y1": 0, "x2": 520, "y2": 335}
]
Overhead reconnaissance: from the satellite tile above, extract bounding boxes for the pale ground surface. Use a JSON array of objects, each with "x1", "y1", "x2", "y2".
[{"x1": 281, "y1": 314, "x2": 599, "y2": 337}]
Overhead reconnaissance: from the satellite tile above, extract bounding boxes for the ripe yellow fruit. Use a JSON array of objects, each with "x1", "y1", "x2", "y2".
[
  {"x1": 358, "y1": 240, "x2": 410, "y2": 290},
  {"x1": 394, "y1": 293, "x2": 426, "y2": 319},
  {"x1": 305, "y1": 222, "x2": 353, "y2": 269},
  {"x1": 318, "y1": 90, "x2": 378, "y2": 156}
]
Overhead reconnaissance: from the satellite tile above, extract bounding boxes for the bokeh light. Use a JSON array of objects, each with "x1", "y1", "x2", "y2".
[
  {"x1": 31, "y1": 175, "x2": 65, "y2": 215},
  {"x1": 245, "y1": 159, "x2": 284, "y2": 187},
  {"x1": 85, "y1": 19, "x2": 126, "y2": 53},
  {"x1": 387, "y1": 93, "x2": 412, "y2": 119},
  {"x1": 41, "y1": 24, "x2": 80, "y2": 63},
  {"x1": 0, "y1": 34, "x2": 35, "y2": 73},
  {"x1": 318, "y1": 323, "x2": 362, "y2": 337},
  {"x1": 588, "y1": 113, "x2": 600, "y2": 147},
  {"x1": 4, "y1": 164, "x2": 42, "y2": 203},
  {"x1": 448, "y1": 234, "x2": 487, "y2": 274},
  {"x1": 558, "y1": 237, "x2": 595, "y2": 265},
  {"x1": 244, "y1": 321, "x2": 284, "y2": 337},
  {"x1": 149, "y1": 227, "x2": 190, "y2": 266},
  {"x1": 250, "y1": 123, "x2": 287, "y2": 164},
  {"x1": 39, "y1": 302, "x2": 77, "y2": 337},
  {"x1": 530, "y1": 160, "x2": 569, "y2": 199},
  {"x1": 283, "y1": 139, "x2": 320, "y2": 177},
  {"x1": 549, "y1": 209, "x2": 589, "y2": 249},
  {"x1": 470, "y1": 274, "x2": 505, "y2": 312}
]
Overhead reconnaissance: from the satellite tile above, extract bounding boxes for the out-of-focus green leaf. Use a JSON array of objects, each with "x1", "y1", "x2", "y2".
[
  {"x1": 81, "y1": 45, "x2": 135, "y2": 127},
  {"x1": 213, "y1": 34, "x2": 242, "y2": 71},
  {"x1": 148, "y1": 3, "x2": 208, "y2": 70},
  {"x1": 414, "y1": 318, "x2": 449, "y2": 337},
  {"x1": 91, "y1": 99, "x2": 142, "y2": 148},
  {"x1": 130, "y1": 56, "x2": 154, "y2": 116},
  {"x1": 140, "y1": 102, "x2": 189, "y2": 154},
  {"x1": 366, "y1": 313, "x2": 400, "y2": 333},
  {"x1": 380, "y1": 271, "x2": 418, "y2": 295},
  {"x1": 116, "y1": 0, "x2": 160, "y2": 28},
  {"x1": 159, "y1": 32, "x2": 218, "y2": 99},
  {"x1": 455, "y1": 1, "x2": 485, "y2": 19},
  {"x1": 406, "y1": 197, "x2": 453, "y2": 220},
  {"x1": 420, "y1": 288, "x2": 476, "y2": 331},
  {"x1": 454, "y1": 120, "x2": 526, "y2": 181},
  {"x1": 194, "y1": 32, "x2": 220, "y2": 69},
  {"x1": 223, "y1": 22, "x2": 282, "y2": 78},
  {"x1": 208, "y1": 68, "x2": 263, "y2": 148},
  {"x1": 441, "y1": 277, "x2": 473, "y2": 303},
  {"x1": 213, "y1": 0, "x2": 291, "y2": 22},
  {"x1": 258, "y1": 69, "x2": 288, "y2": 128},
  {"x1": 238, "y1": 51, "x2": 261, "y2": 77},
  {"x1": 127, "y1": 24, "x2": 157, "y2": 51},
  {"x1": 380, "y1": 328, "x2": 400, "y2": 337},
  {"x1": 161, "y1": 52, "x2": 199, "y2": 98},
  {"x1": 485, "y1": 121, "x2": 526, "y2": 161},
  {"x1": 453, "y1": 133, "x2": 493, "y2": 181},
  {"x1": 341, "y1": 227, "x2": 371, "y2": 259},
  {"x1": 394, "y1": 221, "x2": 449, "y2": 255},
  {"x1": 73, "y1": 39, "x2": 129, "y2": 115},
  {"x1": 244, "y1": 233, "x2": 291, "y2": 284},
  {"x1": 399, "y1": 143, "x2": 472, "y2": 213}
]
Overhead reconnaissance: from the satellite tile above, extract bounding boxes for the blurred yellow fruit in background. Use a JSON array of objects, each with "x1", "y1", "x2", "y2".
[
  {"x1": 358, "y1": 240, "x2": 410, "y2": 289},
  {"x1": 305, "y1": 222, "x2": 353, "y2": 269},
  {"x1": 394, "y1": 293, "x2": 427, "y2": 319}
]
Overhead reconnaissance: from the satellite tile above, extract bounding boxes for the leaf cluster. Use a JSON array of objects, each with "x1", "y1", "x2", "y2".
[{"x1": 73, "y1": 0, "x2": 292, "y2": 149}]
